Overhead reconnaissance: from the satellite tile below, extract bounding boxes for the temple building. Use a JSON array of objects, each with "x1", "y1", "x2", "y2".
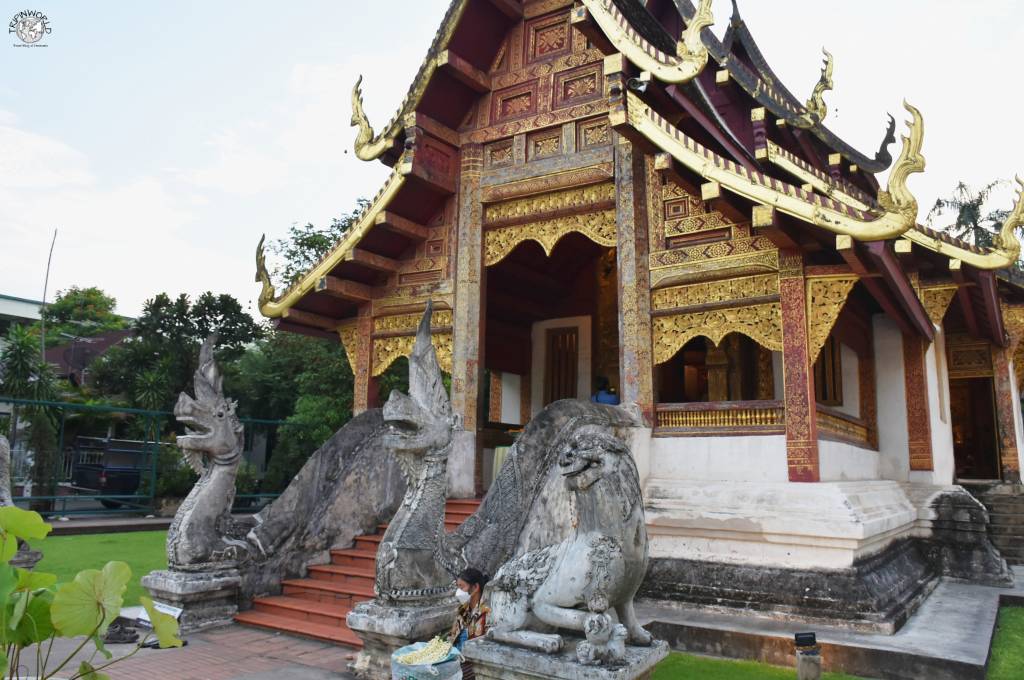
[{"x1": 256, "y1": 0, "x2": 1024, "y2": 628}]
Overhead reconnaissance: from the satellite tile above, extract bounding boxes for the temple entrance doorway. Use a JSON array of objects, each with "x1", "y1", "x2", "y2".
[
  {"x1": 477, "y1": 233, "x2": 619, "y2": 492},
  {"x1": 950, "y1": 377, "x2": 1001, "y2": 480}
]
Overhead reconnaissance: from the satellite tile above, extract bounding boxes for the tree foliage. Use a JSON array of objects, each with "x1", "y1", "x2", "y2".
[
  {"x1": 91, "y1": 292, "x2": 262, "y2": 412},
  {"x1": 267, "y1": 200, "x2": 368, "y2": 286},
  {"x1": 34, "y1": 286, "x2": 128, "y2": 348},
  {"x1": 928, "y1": 180, "x2": 1012, "y2": 250}
]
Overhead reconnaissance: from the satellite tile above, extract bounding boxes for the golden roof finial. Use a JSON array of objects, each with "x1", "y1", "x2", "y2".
[
  {"x1": 255, "y1": 235, "x2": 278, "y2": 317},
  {"x1": 877, "y1": 101, "x2": 925, "y2": 223},
  {"x1": 351, "y1": 75, "x2": 393, "y2": 162},
  {"x1": 994, "y1": 176, "x2": 1024, "y2": 261},
  {"x1": 804, "y1": 48, "x2": 834, "y2": 123}
]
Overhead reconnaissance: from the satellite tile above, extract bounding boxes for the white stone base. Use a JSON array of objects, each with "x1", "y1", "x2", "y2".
[{"x1": 644, "y1": 479, "x2": 920, "y2": 570}]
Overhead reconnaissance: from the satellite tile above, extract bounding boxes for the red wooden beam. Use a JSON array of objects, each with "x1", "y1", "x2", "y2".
[
  {"x1": 437, "y1": 50, "x2": 491, "y2": 93},
  {"x1": 315, "y1": 276, "x2": 374, "y2": 302},
  {"x1": 950, "y1": 261, "x2": 982, "y2": 340},
  {"x1": 665, "y1": 84, "x2": 758, "y2": 173},
  {"x1": 375, "y1": 211, "x2": 430, "y2": 241},
  {"x1": 836, "y1": 237, "x2": 916, "y2": 336},
  {"x1": 281, "y1": 308, "x2": 342, "y2": 331},
  {"x1": 976, "y1": 269, "x2": 1008, "y2": 347},
  {"x1": 864, "y1": 241, "x2": 934, "y2": 340},
  {"x1": 343, "y1": 248, "x2": 400, "y2": 273}
]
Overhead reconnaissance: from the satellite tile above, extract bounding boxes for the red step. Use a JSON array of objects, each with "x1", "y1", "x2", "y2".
[
  {"x1": 330, "y1": 548, "x2": 377, "y2": 568},
  {"x1": 236, "y1": 498, "x2": 484, "y2": 647},
  {"x1": 307, "y1": 564, "x2": 375, "y2": 589},
  {"x1": 234, "y1": 609, "x2": 362, "y2": 647}
]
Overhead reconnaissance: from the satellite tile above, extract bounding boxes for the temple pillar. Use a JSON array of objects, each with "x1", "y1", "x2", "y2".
[
  {"x1": 614, "y1": 142, "x2": 654, "y2": 424},
  {"x1": 992, "y1": 346, "x2": 1022, "y2": 482},
  {"x1": 779, "y1": 250, "x2": 820, "y2": 482},
  {"x1": 352, "y1": 312, "x2": 378, "y2": 415},
  {"x1": 903, "y1": 333, "x2": 934, "y2": 471},
  {"x1": 859, "y1": 340, "x2": 879, "y2": 450},
  {"x1": 449, "y1": 145, "x2": 485, "y2": 497}
]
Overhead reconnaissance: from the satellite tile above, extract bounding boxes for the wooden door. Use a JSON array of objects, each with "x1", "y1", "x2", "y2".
[{"x1": 544, "y1": 327, "x2": 578, "y2": 405}]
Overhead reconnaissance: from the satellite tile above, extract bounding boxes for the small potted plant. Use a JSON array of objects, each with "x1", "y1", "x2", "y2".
[{"x1": 0, "y1": 505, "x2": 182, "y2": 679}]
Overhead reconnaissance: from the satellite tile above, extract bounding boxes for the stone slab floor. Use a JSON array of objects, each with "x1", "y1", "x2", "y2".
[{"x1": 28, "y1": 625, "x2": 358, "y2": 680}]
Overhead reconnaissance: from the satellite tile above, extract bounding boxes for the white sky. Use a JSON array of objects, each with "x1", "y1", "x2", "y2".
[{"x1": 1, "y1": 1, "x2": 1022, "y2": 317}]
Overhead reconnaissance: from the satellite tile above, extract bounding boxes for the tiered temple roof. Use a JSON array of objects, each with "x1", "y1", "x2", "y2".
[{"x1": 257, "y1": 0, "x2": 1022, "y2": 347}]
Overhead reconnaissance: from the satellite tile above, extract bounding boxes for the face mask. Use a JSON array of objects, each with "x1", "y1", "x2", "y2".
[{"x1": 455, "y1": 588, "x2": 471, "y2": 605}]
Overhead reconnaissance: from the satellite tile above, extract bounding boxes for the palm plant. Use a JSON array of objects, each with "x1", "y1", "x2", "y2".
[{"x1": 927, "y1": 180, "x2": 1010, "y2": 249}]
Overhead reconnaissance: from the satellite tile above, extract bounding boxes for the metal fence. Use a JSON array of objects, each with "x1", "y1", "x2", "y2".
[{"x1": 0, "y1": 397, "x2": 287, "y2": 517}]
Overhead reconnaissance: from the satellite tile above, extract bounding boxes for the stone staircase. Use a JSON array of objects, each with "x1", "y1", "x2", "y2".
[
  {"x1": 234, "y1": 498, "x2": 480, "y2": 646},
  {"x1": 964, "y1": 483, "x2": 1024, "y2": 566}
]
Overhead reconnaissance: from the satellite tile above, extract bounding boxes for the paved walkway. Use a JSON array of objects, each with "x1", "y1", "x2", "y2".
[{"x1": 38, "y1": 625, "x2": 359, "y2": 679}]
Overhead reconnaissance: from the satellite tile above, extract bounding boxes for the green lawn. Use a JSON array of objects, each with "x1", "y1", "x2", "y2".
[
  {"x1": 653, "y1": 652, "x2": 862, "y2": 679},
  {"x1": 989, "y1": 606, "x2": 1024, "y2": 680},
  {"x1": 35, "y1": 530, "x2": 167, "y2": 606}
]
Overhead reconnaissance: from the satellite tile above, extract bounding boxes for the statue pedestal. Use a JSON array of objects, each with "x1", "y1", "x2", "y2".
[
  {"x1": 462, "y1": 637, "x2": 669, "y2": 680},
  {"x1": 346, "y1": 599, "x2": 456, "y2": 680},
  {"x1": 141, "y1": 568, "x2": 241, "y2": 633}
]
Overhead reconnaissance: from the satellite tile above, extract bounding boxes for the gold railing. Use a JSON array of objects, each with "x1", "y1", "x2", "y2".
[
  {"x1": 655, "y1": 400, "x2": 785, "y2": 434},
  {"x1": 816, "y1": 406, "x2": 871, "y2": 447}
]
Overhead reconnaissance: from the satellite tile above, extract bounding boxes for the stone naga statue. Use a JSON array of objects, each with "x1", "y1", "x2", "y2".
[
  {"x1": 374, "y1": 301, "x2": 459, "y2": 602},
  {"x1": 486, "y1": 424, "x2": 652, "y2": 666},
  {"x1": 166, "y1": 336, "x2": 251, "y2": 570}
]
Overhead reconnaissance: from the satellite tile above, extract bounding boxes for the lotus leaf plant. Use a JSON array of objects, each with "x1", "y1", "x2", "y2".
[{"x1": 0, "y1": 506, "x2": 181, "y2": 679}]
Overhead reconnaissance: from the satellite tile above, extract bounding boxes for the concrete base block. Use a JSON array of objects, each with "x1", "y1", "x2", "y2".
[
  {"x1": 462, "y1": 637, "x2": 669, "y2": 680},
  {"x1": 141, "y1": 568, "x2": 240, "y2": 633},
  {"x1": 346, "y1": 599, "x2": 457, "y2": 680}
]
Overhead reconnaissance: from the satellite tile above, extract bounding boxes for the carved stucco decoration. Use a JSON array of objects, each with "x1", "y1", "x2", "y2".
[
  {"x1": 805, "y1": 276, "x2": 858, "y2": 363},
  {"x1": 373, "y1": 333, "x2": 453, "y2": 377},
  {"x1": 920, "y1": 285, "x2": 959, "y2": 328},
  {"x1": 338, "y1": 323, "x2": 358, "y2": 373},
  {"x1": 484, "y1": 183, "x2": 615, "y2": 225},
  {"x1": 652, "y1": 302, "x2": 783, "y2": 364},
  {"x1": 651, "y1": 274, "x2": 778, "y2": 312},
  {"x1": 484, "y1": 210, "x2": 617, "y2": 266}
]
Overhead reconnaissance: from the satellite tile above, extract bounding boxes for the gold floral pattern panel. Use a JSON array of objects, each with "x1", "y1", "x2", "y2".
[
  {"x1": 337, "y1": 323, "x2": 359, "y2": 372},
  {"x1": 651, "y1": 274, "x2": 779, "y2": 312},
  {"x1": 920, "y1": 285, "x2": 958, "y2": 327},
  {"x1": 372, "y1": 333, "x2": 453, "y2": 377},
  {"x1": 652, "y1": 303, "x2": 784, "y2": 365},
  {"x1": 805, "y1": 276, "x2": 859, "y2": 363},
  {"x1": 484, "y1": 210, "x2": 617, "y2": 265}
]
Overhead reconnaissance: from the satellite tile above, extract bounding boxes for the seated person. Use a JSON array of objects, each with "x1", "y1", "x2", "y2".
[
  {"x1": 591, "y1": 376, "x2": 621, "y2": 405},
  {"x1": 450, "y1": 567, "x2": 490, "y2": 649}
]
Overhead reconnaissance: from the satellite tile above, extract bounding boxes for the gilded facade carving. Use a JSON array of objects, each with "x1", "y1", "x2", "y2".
[
  {"x1": 484, "y1": 182, "x2": 614, "y2": 224},
  {"x1": 805, "y1": 276, "x2": 858, "y2": 363},
  {"x1": 662, "y1": 182, "x2": 733, "y2": 237},
  {"x1": 651, "y1": 274, "x2": 779, "y2": 312},
  {"x1": 652, "y1": 302, "x2": 784, "y2": 364},
  {"x1": 920, "y1": 285, "x2": 958, "y2": 327},
  {"x1": 946, "y1": 334, "x2": 994, "y2": 379},
  {"x1": 484, "y1": 209, "x2": 617, "y2": 265},
  {"x1": 337, "y1": 323, "x2": 358, "y2": 373},
  {"x1": 372, "y1": 333, "x2": 453, "y2": 377},
  {"x1": 374, "y1": 309, "x2": 453, "y2": 334}
]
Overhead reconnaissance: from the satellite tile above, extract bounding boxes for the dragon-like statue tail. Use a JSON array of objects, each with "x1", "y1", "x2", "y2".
[
  {"x1": 351, "y1": 75, "x2": 395, "y2": 162},
  {"x1": 877, "y1": 101, "x2": 925, "y2": 222}
]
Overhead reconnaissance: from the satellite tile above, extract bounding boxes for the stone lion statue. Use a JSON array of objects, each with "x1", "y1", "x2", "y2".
[{"x1": 486, "y1": 423, "x2": 651, "y2": 665}]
